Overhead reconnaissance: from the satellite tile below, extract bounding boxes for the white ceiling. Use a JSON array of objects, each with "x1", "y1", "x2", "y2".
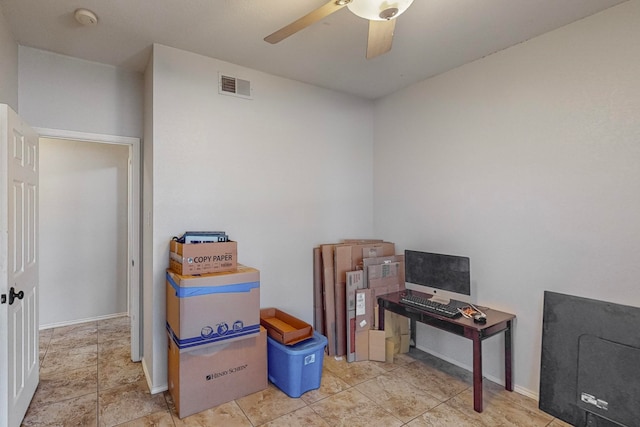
[{"x1": 0, "y1": 0, "x2": 628, "y2": 99}]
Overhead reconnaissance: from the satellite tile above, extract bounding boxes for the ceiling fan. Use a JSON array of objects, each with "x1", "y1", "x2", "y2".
[{"x1": 264, "y1": 0, "x2": 415, "y2": 59}]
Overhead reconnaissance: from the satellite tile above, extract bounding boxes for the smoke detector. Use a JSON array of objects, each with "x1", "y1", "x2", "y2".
[{"x1": 74, "y1": 8, "x2": 98, "y2": 26}]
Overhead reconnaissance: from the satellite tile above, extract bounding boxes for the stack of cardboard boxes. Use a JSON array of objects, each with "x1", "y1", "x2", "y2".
[
  {"x1": 166, "y1": 238, "x2": 267, "y2": 418},
  {"x1": 313, "y1": 240, "x2": 410, "y2": 363}
]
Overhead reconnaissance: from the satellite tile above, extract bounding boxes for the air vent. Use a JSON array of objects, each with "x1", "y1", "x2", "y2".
[{"x1": 218, "y1": 73, "x2": 252, "y2": 99}]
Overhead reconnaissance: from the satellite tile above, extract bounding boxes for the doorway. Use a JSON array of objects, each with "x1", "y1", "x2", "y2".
[{"x1": 35, "y1": 128, "x2": 141, "y2": 361}]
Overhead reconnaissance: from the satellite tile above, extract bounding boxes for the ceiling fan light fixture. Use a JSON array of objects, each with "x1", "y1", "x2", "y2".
[{"x1": 347, "y1": 0, "x2": 414, "y2": 21}]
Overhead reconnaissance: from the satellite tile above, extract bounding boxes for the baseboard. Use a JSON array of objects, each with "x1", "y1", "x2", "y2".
[
  {"x1": 40, "y1": 312, "x2": 128, "y2": 330},
  {"x1": 414, "y1": 344, "x2": 539, "y2": 401},
  {"x1": 142, "y1": 357, "x2": 168, "y2": 395}
]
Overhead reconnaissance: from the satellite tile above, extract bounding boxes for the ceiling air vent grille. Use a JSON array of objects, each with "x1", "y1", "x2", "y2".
[{"x1": 218, "y1": 73, "x2": 252, "y2": 99}]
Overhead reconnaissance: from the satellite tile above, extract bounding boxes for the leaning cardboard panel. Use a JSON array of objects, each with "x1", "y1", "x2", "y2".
[
  {"x1": 168, "y1": 327, "x2": 267, "y2": 418},
  {"x1": 346, "y1": 270, "x2": 365, "y2": 362},
  {"x1": 362, "y1": 254, "x2": 405, "y2": 289},
  {"x1": 166, "y1": 266, "x2": 260, "y2": 350},
  {"x1": 333, "y1": 242, "x2": 395, "y2": 356},
  {"x1": 321, "y1": 244, "x2": 337, "y2": 356},
  {"x1": 312, "y1": 247, "x2": 325, "y2": 335},
  {"x1": 354, "y1": 287, "x2": 374, "y2": 361},
  {"x1": 367, "y1": 262, "x2": 401, "y2": 289}
]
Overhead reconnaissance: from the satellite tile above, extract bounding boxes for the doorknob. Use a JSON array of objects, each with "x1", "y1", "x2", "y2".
[{"x1": 8, "y1": 287, "x2": 24, "y2": 305}]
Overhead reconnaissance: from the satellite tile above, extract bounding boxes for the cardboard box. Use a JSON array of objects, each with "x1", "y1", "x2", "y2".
[
  {"x1": 385, "y1": 337, "x2": 397, "y2": 362},
  {"x1": 400, "y1": 334, "x2": 411, "y2": 354},
  {"x1": 260, "y1": 308, "x2": 313, "y2": 345},
  {"x1": 168, "y1": 327, "x2": 267, "y2": 418},
  {"x1": 355, "y1": 329, "x2": 369, "y2": 361},
  {"x1": 384, "y1": 311, "x2": 409, "y2": 337},
  {"x1": 169, "y1": 240, "x2": 237, "y2": 275},
  {"x1": 369, "y1": 330, "x2": 386, "y2": 362},
  {"x1": 166, "y1": 266, "x2": 260, "y2": 350}
]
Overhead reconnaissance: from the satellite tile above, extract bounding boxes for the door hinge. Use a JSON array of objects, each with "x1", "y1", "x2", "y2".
[{"x1": 1, "y1": 294, "x2": 6, "y2": 304}]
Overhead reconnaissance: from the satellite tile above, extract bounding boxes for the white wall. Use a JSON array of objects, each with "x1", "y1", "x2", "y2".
[
  {"x1": 17, "y1": 47, "x2": 145, "y2": 329},
  {"x1": 39, "y1": 138, "x2": 129, "y2": 327},
  {"x1": 373, "y1": 0, "x2": 640, "y2": 397},
  {"x1": 142, "y1": 49, "x2": 155, "y2": 390},
  {"x1": 143, "y1": 44, "x2": 374, "y2": 390},
  {"x1": 18, "y1": 47, "x2": 143, "y2": 138},
  {"x1": 0, "y1": 4, "x2": 18, "y2": 110}
]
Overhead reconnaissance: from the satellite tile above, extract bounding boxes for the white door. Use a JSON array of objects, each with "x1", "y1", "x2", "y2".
[{"x1": 0, "y1": 104, "x2": 39, "y2": 427}]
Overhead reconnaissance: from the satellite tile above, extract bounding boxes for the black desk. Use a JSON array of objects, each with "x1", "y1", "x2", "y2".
[{"x1": 377, "y1": 290, "x2": 515, "y2": 413}]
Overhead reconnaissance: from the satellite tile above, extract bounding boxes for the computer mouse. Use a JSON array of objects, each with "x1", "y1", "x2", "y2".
[{"x1": 473, "y1": 314, "x2": 487, "y2": 324}]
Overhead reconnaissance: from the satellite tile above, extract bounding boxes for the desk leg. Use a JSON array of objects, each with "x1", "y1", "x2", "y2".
[
  {"x1": 472, "y1": 333, "x2": 483, "y2": 413},
  {"x1": 378, "y1": 306, "x2": 385, "y2": 330},
  {"x1": 505, "y1": 320, "x2": 513, "y2": 391},
  {"x1": 410, "y1": 319, "x2": 416, "y2": 347}
]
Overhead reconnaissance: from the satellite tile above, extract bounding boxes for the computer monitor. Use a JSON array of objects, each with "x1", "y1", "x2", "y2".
[{"x1": 404, "y1": 250, "x2": 471, "y2": 303}]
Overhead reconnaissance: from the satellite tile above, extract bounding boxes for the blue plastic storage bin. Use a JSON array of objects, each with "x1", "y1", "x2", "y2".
[{"x1": 266, "y1": 332, "x2": 327, "y2": 398}]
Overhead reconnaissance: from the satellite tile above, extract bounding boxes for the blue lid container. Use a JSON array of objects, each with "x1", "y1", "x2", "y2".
[{"x1": 266, "y1": 332, "x2": 328, "y2": 398}]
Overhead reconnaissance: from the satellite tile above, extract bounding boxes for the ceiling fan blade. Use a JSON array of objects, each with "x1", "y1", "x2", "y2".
[
  {"x1": 366, "y1": 19, "x2": 396, "y2": 59},
  {"x1": 264, "y1": 1, "x2": 348, "y2": 44}
]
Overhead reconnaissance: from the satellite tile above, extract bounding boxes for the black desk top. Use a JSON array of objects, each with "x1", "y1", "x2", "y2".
[{"x1": 378, "y1": 290, "x2": 515, "y2": 333}]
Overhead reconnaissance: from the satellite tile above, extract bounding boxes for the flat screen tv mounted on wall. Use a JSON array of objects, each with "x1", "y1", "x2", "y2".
[{"x1": 540, "y1": 291, "x2": 640, "y2": 427}]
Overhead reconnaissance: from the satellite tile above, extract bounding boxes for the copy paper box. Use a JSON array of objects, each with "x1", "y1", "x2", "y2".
[
  {"x1": 169, "y1": 240, "x2": 237, "y2": 275},
  {"x1": 168, "y1": 327, "x2": 267, "y2": 418},
  {"x1": 166, "y1": 266, "x2": 260, "y2": 350}
]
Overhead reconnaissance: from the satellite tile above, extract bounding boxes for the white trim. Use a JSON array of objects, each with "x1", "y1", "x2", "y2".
[
  {"x1": 34, "y1": 127, "x2": 142, "y2": 362},
  {"x1": 39, "y1": 312, "x2": 128, "y2": 330},
  {"x1": 415, "y1": 344, "x2": 539, "y2": 401},
  {"x1": 33, "y1": 127, "x2": 138, "y2": 146},
  {"x1": 142, "y1": 358, "x2": 168, "y2": 395}
]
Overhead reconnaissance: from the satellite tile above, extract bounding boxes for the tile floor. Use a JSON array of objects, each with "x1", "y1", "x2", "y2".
[{"x1": 25, "y1": 316, "x2": 571, "y2": 426}]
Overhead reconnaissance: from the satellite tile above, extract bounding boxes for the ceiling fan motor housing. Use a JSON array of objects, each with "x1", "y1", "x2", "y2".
[{"x1": 347, "y1": 0, "x2": 414, "y2": 21}]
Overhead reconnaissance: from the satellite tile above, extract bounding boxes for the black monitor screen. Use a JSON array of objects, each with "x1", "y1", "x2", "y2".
[{"x1": 405, "y1": 250, "x2": 471, "y2": 296}]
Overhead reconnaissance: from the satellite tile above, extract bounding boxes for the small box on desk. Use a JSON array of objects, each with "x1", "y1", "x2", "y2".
[
  {"x1": 169, "y1": 240, "x2": 237, "y2": 275},
  {"x1": 266, "y1": 332, "x2": 327, "y2": 398}
]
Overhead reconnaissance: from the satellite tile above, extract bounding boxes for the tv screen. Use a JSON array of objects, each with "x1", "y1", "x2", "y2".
[
  {"x1": 404, "y1": 250, "x2": 470, "y2": 297},
  {"x1": 540, "y1": 291, "x2": 640, "y2": 427}
]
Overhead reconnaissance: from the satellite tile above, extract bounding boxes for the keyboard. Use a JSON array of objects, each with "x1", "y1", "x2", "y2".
[{"x1": 400, "y1": 294, "x2": 463, "y2": 318}]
